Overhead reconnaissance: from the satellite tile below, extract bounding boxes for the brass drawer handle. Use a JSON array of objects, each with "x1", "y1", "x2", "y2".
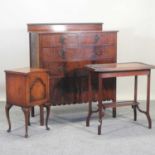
[
  {"x1": 59, "y1": 49, "x2": 65, "y2": 59},
  {"x1": 59, "y1": 36, "x2": 65, "y2": 44},
  {"x1": 94, "y1": 35, "x2": 100, "y2": 43},
  {"x1": 93, "y1": 48, "x2": 103, "y2": 56},
  {"x1": 58, "y1": 66, "x2": 65, "y2": 72}
]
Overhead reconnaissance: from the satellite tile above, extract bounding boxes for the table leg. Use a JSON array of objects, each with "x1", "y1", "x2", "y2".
[
  {"x1": 22, "y1": 107, "x2": 30, "y2": 138},
  {"x1": 86, "y1": 72, "x2": 92, "y2": 127},
  {"x1": 133, "y1": 76, "x2": 138, "y2": 121},
  {"x1": 112, "y1": 98, "x2": 116, "y2": 118},
  {"x1": 98, "y1": 76, "x2": 104, "y2": 135},
  {"x1": 5, "y1": 103, "x2": 12, "y2": 132},
  {"x1": 146, "y1": 71, "x2": 151, "y2": 128},
  {"x1": 136, "y1": 71, "x2": 152, "y2": 129}
]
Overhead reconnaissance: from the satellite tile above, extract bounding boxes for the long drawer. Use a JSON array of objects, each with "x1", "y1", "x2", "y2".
[
  {"x1": 40, "y1": 33, "x2": 78, "y2": 47},
  {"x1": 40, "y1": 32, "x2": 116, "y2": 76}
]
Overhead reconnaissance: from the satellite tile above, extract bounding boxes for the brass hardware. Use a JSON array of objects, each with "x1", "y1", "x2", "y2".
[
  {"x1": 93, "y1": 47, "x2": 103, "y2": 56},
  {"x1": 60, "y1": 35, "x2": 65, "y2": 44},
  {"x1": 94, "y1": 35, "x2": 100, "y2": 43},
  {"x1": 58, "y1": 66, "x2": 65, "y2": 72},
  {"x1": 59, "y1": 49, "x2": 65, "y2": 59},
  {"x1": 95, "y1": 50, "x2": 102, "y2": 56}
]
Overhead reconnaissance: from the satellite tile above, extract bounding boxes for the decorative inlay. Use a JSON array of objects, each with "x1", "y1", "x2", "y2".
[{"x1": 30, "y1": 77, "x2": 46, "y2": 102}]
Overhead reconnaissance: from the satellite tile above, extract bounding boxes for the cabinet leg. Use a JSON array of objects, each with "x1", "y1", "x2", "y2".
[
  {"x1": 45, "y1": 105, "x2": 50, "y2": 130},
  {"x1": 28, "y1": 110, "x2": 31, "y2": 126},
  {"x1": 40, "y1": 106, "x2": 44, "y2": 126},
  {"x1": 5, "y1": 103, "x2": 12, "y2": 132},
  {"x1": 22, "y1": 107, "x2": 30, "y2": 138}
]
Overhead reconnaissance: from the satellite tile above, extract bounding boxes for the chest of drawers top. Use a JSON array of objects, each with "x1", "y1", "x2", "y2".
[{"x1": 27, "y1": 23, "x2": 103, "y2": 32}]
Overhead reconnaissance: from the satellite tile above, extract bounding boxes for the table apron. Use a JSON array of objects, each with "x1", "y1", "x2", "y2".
[{"x1": 99, "y1": 70, "x2": 150, "y2": 78}]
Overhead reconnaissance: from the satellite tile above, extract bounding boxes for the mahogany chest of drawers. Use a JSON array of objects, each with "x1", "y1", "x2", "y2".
[{"x1": 28, "y1": 23, "x2": 118, "y2": 106}]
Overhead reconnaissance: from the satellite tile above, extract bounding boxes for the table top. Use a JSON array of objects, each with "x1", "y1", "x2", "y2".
[{"x1": 86, "y1": 62, "x2": 155, "y2": 73}]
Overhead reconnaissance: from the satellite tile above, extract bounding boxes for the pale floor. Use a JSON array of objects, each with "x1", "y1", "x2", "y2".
[{"x1": 0, "y1": 101, "x2": 155, "y2": 155}]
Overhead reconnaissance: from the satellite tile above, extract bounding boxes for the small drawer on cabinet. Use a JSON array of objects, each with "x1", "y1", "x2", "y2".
[
  {"x1": 41, "y1": 62, "x2": 66, "y2": 76},
  {"x1": 40, "y1": 47, "x2": 66, "y2": 62}
]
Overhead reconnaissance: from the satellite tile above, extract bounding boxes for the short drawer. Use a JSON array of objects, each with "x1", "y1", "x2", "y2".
[
  {"x1": 92, "y1": 45, "x2": 116, "y2": 61},
  {"x1": 79, "y1": 32, "x2": 103, "y2": 46},
  {"x1": 40, "y1": 33, "x2": 78, "y2": 47},
  {"x1": 79, "y1": 32, "x2": 117, "y2": 46}
]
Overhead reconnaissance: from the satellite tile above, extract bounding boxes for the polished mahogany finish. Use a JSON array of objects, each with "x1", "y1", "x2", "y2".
[
  {"x1": 28, "y1": 23, "x2": 118, "y2": 108},
  {"x1": 86, "y1": 62, "x2": 155, "y2": 135},
  {"x1": 5, "y1": 68, "x2": 50, "y2": 138},
  {"x1": 28, "y1": 23, "x2": 103, "y2": 32}
]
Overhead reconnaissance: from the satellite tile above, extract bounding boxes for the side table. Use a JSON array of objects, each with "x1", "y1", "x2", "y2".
[
  {"x1": 86, "y1": 62, "x2": 155, "y2": 135},
  {"x1": 5, "y1": 68, "x2": 50, "y2": 138}
]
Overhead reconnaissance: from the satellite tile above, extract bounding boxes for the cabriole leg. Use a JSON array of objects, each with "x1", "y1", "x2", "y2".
[
  {"x1": 22, "y1": 107, "x2": 30, "y2": 138},
  {"x1": 5, "y1": 103, "x2": 12, "y2": 132}
]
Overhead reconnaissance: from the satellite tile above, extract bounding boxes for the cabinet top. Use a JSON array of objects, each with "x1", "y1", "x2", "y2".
[
  {"x1": 27, "y1": 23, "x2": 103, "y2": 32},
  {"x1": 5, "y1": 67, "x2": 49, "y2": 75}
]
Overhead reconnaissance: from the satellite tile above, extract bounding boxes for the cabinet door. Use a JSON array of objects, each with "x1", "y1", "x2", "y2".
[{"x1": 29, "y1": 72, "x2": 49, "y2": 105}]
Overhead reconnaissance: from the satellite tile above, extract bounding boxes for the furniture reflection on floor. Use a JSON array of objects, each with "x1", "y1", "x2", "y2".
[
  {"x1": 86, "y1": 62, "x2": 155, "y2": 135},
  {"x1": 5, "y1": 68, "x2": 50, "y2": 138},
  {"x1": 27, "y1": 23, "x2": 118, "y2": 124}
]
